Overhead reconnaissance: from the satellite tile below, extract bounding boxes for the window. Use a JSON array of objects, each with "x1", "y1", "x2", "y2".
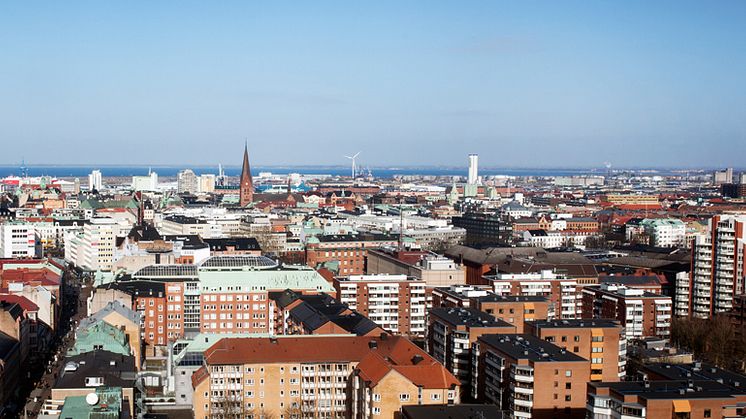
[
  {"x1": 561, "y1": 336, "x2": 567, "y2": 342},
  {"x1": 373, "y1": 394, "x2": 381, "y2": 402},
  {"x1": 573, "y1": 346, "x2": 579, "y2": 352},
  {"x1": 565, "y1": 370, "x2": 572, "y2": 377},
  {"x1": 704, "y1": 409, "x2": 711, "y2": 418},
  {"x1": 574, "y1": 335, "x2": 580, "y2": 342},
  {"x1": 565, "y1": 395, "x2": 572, "y2": 401},
  {"x1": 372, "y1": 407, "x2": 381, "y2": 415},
  {"x1": 592, "y1": 347, "x2": 604, "y2": 353},
  {"x1": 430, "y1": 393, "x2": 440, "y2": 401},
  {"x1": 565, "y1": 383, "x2": 572, "y2": 389},
  {"x1": 399, "y1": 394, "x2": 410, "y2": 402}
]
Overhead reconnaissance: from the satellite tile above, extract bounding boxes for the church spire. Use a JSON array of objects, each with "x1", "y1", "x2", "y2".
[{"x1": 239, "y1": 141, "x2": 254, "y2": 206}]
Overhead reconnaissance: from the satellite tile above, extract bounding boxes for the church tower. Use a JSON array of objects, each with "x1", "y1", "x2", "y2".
[{"x1": 239, "y1": 142, "x2": 254, "y2": 206}]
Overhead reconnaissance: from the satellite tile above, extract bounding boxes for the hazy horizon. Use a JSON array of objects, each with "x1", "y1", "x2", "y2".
[{"x1": 2, "y1": 2, "x2": 745, "y2": 167}]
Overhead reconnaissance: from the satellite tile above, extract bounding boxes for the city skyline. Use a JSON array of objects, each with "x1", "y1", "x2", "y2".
[{"x1": 2, "y1": 2, "x2": 746, "y2": 167}]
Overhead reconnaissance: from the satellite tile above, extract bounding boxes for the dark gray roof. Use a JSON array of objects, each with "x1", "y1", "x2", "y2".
[
  {"x1": 641, "y1": 363, "x2": 746, "y2": 392},
  {"x1": 430, "y1": 307, "x2": 512, "y2": 328},
  {"x1": 56, "y1": 350, "x2": 136, "y2": 389},
  {"x1": 79, "y1": 301, "x2": 141, "y2": 330},
  {"x1": 478, "y1": 334, "x2": 587, "y2": 362},
  {"x1": 589, "y1": 380, "x2": 744, "y2": 399}
]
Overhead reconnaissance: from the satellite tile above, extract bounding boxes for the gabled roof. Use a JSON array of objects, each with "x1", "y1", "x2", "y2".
[
  {"x1": 79, "y1": 300, "x2": 141, "y2": 330},
  {"x1": 0, "y1": 294, "x2": 39, "y2": 312}
]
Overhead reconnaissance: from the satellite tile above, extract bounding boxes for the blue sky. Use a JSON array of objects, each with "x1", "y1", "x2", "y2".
[{"x1": 1, "y1": 1, "x2": 745, "y2": 168}]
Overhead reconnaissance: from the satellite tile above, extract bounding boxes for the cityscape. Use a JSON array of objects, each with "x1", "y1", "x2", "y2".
[{"x1": 2, "y1": 2, "x2": 746, "y2": 419}]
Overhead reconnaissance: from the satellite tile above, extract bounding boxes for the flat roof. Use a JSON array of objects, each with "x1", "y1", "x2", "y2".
[
  {"x1": 527, "y1": 319, "x2": 621, "y2": 329},
  {"x1": 430, "y1": 307, "x2": 513, "y2": 328},
  {"x1": 478, "y1": 334, "x2": 587, "y2": 363}
]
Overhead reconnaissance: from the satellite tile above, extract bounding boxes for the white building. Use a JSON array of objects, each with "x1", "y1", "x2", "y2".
[
  {"x1": 88, "y1": 170, "x2": 103, "y2": 191},
  {"x1": 132, "y1": 171, "x2": 158, "y2": 192},
  {"x1": 0, "y1": 222, "x2": 37, "y2": 258},
  {"x1": 177, "y1": 169, "x2": 199, "y2": 194},
  {"x1": 639, "y1": 218, "x2": 686, "y2": 248},
  {"x1": 713, "y1": 168, "x2": 733, "y2": 185},
  {"x1": 681, "y1": 214, "x2": 746, "y2": 318},
  {"x1": 468, "y1": 154, "x2": 479, "y2": 185},
  {"x1": 335, "y1": 274, "x2": 427, "y2": 337},
  {"x1": 198, "y1": 174, "x2": 215, "y2": 193},
  {"x1": 64, "y1": 218, "x2": 118, "y2": 271}
]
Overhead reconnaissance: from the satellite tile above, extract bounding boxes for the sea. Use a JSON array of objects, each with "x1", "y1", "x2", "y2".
[{"x1": 0, "y1": 165, "x2": 622, "y2": 179}]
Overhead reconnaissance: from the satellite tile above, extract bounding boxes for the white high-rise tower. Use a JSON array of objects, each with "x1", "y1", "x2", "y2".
[
  {"x1": 88, "y1": 170, "x2": 103, "y2": 191},
  {"x1": 468, "y1": 154, "x2": 479, "y2": 185}
]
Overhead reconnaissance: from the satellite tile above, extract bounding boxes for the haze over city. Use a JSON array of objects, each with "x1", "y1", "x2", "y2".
[{"x1": 2, "y1": 1, "x2": 746, "y2": 168}]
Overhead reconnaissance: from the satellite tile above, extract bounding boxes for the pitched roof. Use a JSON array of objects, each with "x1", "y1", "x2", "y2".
[{"x1": 0, "y1": 294, "x2": 39, "y2": 312}]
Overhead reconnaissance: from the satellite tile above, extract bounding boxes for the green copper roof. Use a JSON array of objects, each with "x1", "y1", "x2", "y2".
[
  {"x1": 59, "y1": 387, "x2": 122, "y2": 419},
  {"x1": 69, "y1": 321, "x2": 131, "y2": 356}
]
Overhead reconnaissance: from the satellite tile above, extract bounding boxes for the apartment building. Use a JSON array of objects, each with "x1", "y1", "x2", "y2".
[
  {"x1": 192, "y1": 335, "x2": 459, "y2": 419},
  {"x1": 305, "y1": 234, "x2": 398, "y2": 275},
  {"x1": 472, "y1": 295, "x2": 551, "y2": 333},
  {"x1": 485, "y1": 270, "x2": 583, "y2": 320},
  {"x1": 428, "y1": 307, "x2": 515, "y2": 396},
  {"x1": 93, "y1": 256, "x2": 335, "y2": 349},
  {"x1": 64, "y1": 217, "x2": 118, "y2": 271},
  {"x1": 0, "y1": 222, "x2": 37, "y2": 258},
  {"x1": 471, "y1": 334, "x2": 590, "y2": 419},
  {"x1": 431, "y1": 285, "x2": 491, "y2": 309},
  {"x1": 639, "y1": 218, "x2": 686, "y2": 248},
  {"x1": 683, "y1": 215, "x2": 746, "y2": 318},
  {"x1": 271, "y1": 290, "x2": 383, "y2": 336},
  {"x1": 366, "y1": 248, "x2": 466, "y2": 288},
  {"x1": 334, "y1": 274, "x2": 426, "y2": 337},
  {"x1": 524, "y1": 319, "x2": 626, "y2": 382},
  {"x1": 581, "y1": 283, "x2": 672, "y2": 340},
  {"x1": 587, "y1": 380, "x2": 746, "y2": 419}
]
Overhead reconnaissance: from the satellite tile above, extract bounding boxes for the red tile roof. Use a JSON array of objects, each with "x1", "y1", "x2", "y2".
[
  {"x1": 0, "y1": 294, "x2": 39, "y2": 312},
  {"x1": 203, "y1": 335, "x2": 458, "y2": 389}
]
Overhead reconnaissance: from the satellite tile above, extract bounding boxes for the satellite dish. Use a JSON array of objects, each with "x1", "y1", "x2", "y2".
[{"x1": 86, "y1": 392, "x2": 99, "y2": 406}]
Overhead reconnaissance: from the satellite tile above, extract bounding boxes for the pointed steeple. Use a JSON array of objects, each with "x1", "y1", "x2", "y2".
[{"x1": 239, "y1": 140, "x2": 254, "y2": 206}]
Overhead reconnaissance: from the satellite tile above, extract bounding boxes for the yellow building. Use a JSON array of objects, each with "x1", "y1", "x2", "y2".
[{"x1": 192, "y1": 335, "x2": 459, "y2": 419}]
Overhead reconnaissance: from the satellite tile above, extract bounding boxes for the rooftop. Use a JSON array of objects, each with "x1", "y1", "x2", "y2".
[
  {"x1": 430, "y1": 307, "x2": 513, "y2": 328},
  {"x1": 527, "y1": 319, "x2": 621, "y2": 329},
  {"x1": 478, "y1": 334, "x2": 588, "y2": 363}
]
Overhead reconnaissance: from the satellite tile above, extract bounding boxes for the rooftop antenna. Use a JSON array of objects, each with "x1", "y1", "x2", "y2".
[{"x1": 344, "y1": 152, "x2": 361, "y2": 179}]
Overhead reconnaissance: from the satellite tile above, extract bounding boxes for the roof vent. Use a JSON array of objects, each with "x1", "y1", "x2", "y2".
[
  {"x1": 411, "y1": 355, "x2": 424, "y2": 365},
  {"x1": 369, "y1": 340, "x2": 378, "y2": 349}
]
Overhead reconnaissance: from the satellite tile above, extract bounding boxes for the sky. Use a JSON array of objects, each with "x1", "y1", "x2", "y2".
[{"x1": 1, "y1": 1, "x2": 745, "y2": 169}]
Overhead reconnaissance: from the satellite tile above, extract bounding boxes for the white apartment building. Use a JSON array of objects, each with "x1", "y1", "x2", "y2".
[
  {"x1": 639, "y1": 218, "x2": 686, "y2": 248},
  {"x1": 177, "y1": 169, "x2": 199, "y2": 194},
  {"x1": 64, "y1": 218, "x2": 118, "y2": 271},
  {"x1": 88, "y1": 170, "x2": 103, "y2": 191},
  {"x1": 0, "y1": 222, "x2": 37, "y2": 258},
  {"x1": 682, "y1": 215, "x2": 746, "y2": 318},
  {"x1": 132, "y1": 171, "x2": 158, "y2": 192},
  {"x1": 334, "y1": 274, "x2": 427, "y2": 337}
]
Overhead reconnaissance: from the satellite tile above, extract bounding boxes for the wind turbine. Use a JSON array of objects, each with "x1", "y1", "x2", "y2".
[{"x1": 344, "y1": 152, "x2": 361, "y2": 178}]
